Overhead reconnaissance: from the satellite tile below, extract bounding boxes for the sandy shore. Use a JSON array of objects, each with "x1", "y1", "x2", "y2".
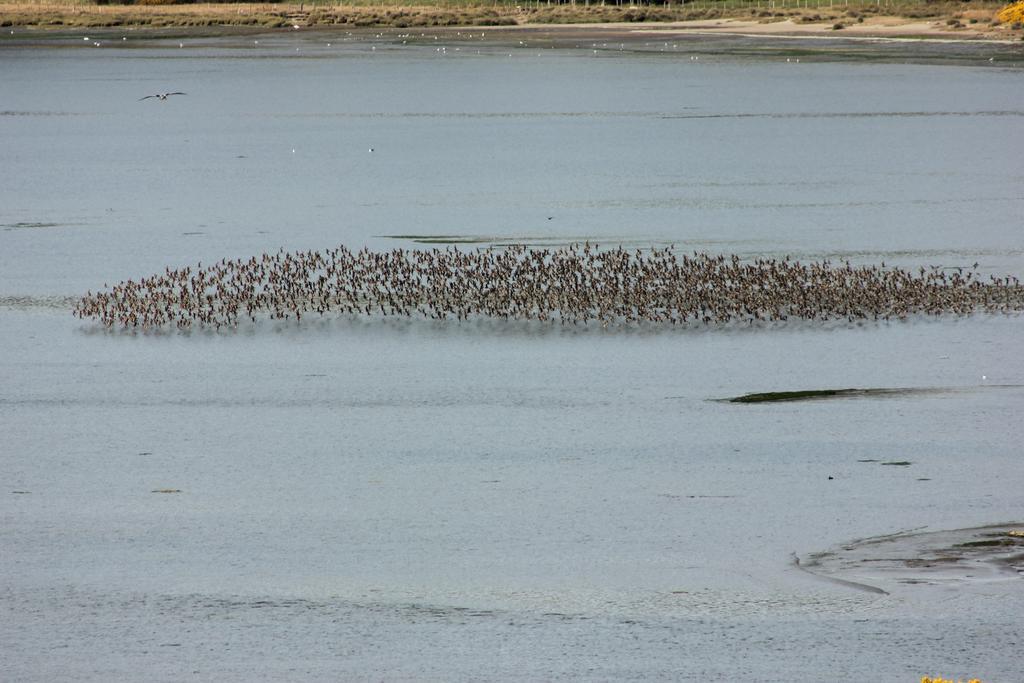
[{"x1": 617, "y1": 15, "x2": 1017, "y2": 40}]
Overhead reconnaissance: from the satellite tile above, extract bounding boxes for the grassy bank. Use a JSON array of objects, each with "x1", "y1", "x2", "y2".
[{"x1": 0, "y1": 0, "x2": 1017, "y2": 31}]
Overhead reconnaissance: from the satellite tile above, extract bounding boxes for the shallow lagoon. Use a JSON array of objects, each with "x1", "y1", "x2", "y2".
[{"x1": 2, "y1": 29, "x2": 1023, "y2": 680}]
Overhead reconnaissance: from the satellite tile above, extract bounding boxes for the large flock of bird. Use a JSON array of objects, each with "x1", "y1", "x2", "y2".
[{"x1": 73, "y1": 244, "x2": 1024, "y2": 330}]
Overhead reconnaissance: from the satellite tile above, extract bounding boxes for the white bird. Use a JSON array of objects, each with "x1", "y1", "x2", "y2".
[{"x1": 139, "y1": 92, "x2": 186, "y2": 101}]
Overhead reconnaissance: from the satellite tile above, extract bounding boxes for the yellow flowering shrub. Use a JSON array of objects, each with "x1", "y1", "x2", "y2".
[
  {"x1": 921, "y1": 678, "x2": 983, "y2": 683},
  {"x1": 997, "y1": 1, "x2": 1024, "y2": 23}
]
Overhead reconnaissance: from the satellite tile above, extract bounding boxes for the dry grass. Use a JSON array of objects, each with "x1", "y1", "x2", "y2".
[
  {"x1": 997, "y1": 0, "x2": 1024, "y2": 22},
  {"x1": 0, "y1": 0, "x2": 1011, "y2": 29}
]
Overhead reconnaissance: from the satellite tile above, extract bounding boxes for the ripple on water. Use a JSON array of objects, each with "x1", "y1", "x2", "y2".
[
  {"x1": 2, "y1": 222, "x2": 65, "y2": 231},
  {"x1": 0, "y1": 110, "x2": 82, "y2": 117},
  {"x1": 0, "y1": 295, "x2": 77, "y2": 310}
]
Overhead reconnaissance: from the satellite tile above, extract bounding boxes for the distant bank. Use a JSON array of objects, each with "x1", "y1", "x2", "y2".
[{"x1": 2, "y1": 0, "x2": 1023, "y2": 41}]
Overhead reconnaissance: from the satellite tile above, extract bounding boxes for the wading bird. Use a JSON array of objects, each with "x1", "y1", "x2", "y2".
[
  {"x1": 139, "y1": 92, "x2": 187, "y2": 101},
  {"x1": 73, "y1": 243, "x2": 1024, "y2": 331}
]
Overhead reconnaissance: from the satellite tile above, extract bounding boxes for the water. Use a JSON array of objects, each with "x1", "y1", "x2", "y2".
[{"x1": 2, "y1": 29, "x2": 1024, "y2": 681}]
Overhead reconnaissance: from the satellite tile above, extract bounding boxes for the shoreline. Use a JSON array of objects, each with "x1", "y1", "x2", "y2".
[{"x1": 5, "y1": 18, "x2": 1024, "y2": 56}]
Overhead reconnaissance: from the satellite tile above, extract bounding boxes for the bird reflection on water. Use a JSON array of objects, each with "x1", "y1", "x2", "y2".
[{"x1": 74, "y1": 244, "x2": 1024, "y2": 331}]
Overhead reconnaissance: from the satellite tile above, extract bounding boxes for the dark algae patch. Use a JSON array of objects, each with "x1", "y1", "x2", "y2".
[
  {"x1": 726, "y1": 387, "x2": 937, "y2": 403},
  {"x1": 729, "y1": 388, "x2": 858, "y2": 403},
  {"x1": 383, "y1": 234, "x2": 480, "y2": 244},
  {"x1": 726, "y1": 385, "x2": 1024, "y2": 404},
  {"x1": 955, "y1": 537, "x2": 1021, "y2": 548},
  {"x1": 381, "y1": 234, "x2": 581, "y2": 245}
]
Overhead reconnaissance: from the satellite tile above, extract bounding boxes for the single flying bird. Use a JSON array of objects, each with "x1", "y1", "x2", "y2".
[{"x1": 139, "y1": 92, "x2": 186, "y2": 101}]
